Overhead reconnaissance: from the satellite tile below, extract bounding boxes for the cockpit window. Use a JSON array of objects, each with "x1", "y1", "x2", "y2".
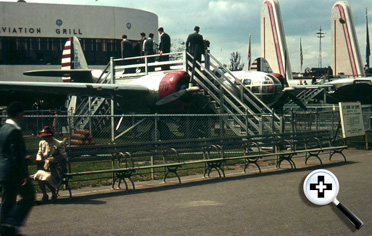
[{"x1": 243, "y1": 79, "x2": 251, "y2": 85}]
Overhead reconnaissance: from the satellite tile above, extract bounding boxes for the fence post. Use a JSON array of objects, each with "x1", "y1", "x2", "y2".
[
  {"x1": 152, "y1": 113, "x2": 159, "y2": 180},
  {"x1": 291, "y1": 109, "x2": 295, "y2": 133},
  {"x1": 259, "y1": 112, "x2": 263, "y2": 135},
  {"x1": 219, "y1": 114, "x2": 224, "y2": 138},
  {"x1": 183, "y1": 49, "x2": 187, "y2": 71},
  {"x1": 316, "y1": 108, "x2": 319, "y2": 131},
  {"x1": 185, "y1": 116, "x2": 190, "y2": 138},
  {"x1": 88, "y1": 97, "x2": 92, "y2": 135},
  {"x1": 219, "y1": 86, "x2": 224, "y2": 137},
  {"x1": 245, "y1": 112, "x2": 249, "y2": 136},
  {"x1": 332, "y1": 105, "x2": 335, "y2": 138},
  {"x1": 68, "y1": 108, "x2": 72, "y2": 147},
  {"x1": 280, "y1": 115, "x2": 284, "y2": 134},
  {"x1": 110, "y1": 57, "x2": 115, "y2": 142},
  {"x1": 271, "y1": 108, "x2": 275, "y2": 133},
  {"x1": 154, "y1": 113, "x2": 158, "y2": 141}
]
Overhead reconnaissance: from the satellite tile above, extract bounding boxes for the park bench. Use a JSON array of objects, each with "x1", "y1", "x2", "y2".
[
  {"x1": 274, "y1": 130, "x2": 348, "y2": 169},
  {"x1": 61, "y1": 138, "x2": 226, "y2": 198},
  {"x1": 27, "y1": 130, "x2": 347, "y2": 198},
  {"x1": 59, "y1": 136, "x2": 269, "y2": 198}
]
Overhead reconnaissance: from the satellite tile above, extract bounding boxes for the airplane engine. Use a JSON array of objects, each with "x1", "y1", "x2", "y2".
[
  {"x1": 157, "y1": 71, "x2": 190, "y2": 102},
  {"x1": 116, "y1": 70, "x2": 190, "y2": 112}
]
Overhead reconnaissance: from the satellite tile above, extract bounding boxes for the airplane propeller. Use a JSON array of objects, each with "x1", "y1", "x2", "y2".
[
  {"x1": 156, "y1": 89, "x2": 188, "y2": 106},
  {"x1": 283, "y1": 90, "x2": 307, "y2": 110},
  {"x1": 156, "y1": 86, "x2": 200, "y2": 106}
]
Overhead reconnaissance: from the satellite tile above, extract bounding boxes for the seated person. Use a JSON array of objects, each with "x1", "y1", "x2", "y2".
[{"x1": 33, "y1": 126, "x2": 67, "y2": 203}]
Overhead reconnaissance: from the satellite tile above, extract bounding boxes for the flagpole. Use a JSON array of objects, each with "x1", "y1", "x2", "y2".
[
  {"x1": 300, "y1": 37, "x2": 303, "y2": 73},
  {"x1": 248, "y1": 34, "x2": 251, "y2": 71},
  {"x1": 366, "y1": 8, "x2": 370, "y2": 71}
]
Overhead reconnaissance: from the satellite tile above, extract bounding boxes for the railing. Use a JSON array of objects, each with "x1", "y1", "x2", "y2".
[
  {"x1": 185, "y1": 51, "x2": 281, "y2": 135},
  {"x1": 111, "y1": 51, "x2": 186, "y2": 77}
]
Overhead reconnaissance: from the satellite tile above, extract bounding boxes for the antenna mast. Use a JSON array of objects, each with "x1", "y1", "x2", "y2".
[{"x1": 316, "y1": 27, "x2": 325, "y2": 68}]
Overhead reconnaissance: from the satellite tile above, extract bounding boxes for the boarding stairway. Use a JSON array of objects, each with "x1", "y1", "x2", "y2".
[
  {"x1": 187, "y1": 51, "x2": 282, "y2": 135},
  {"x1": 283, "y1": 83, "x2": 327, "y2": 111},
  {"x1": 68, "y1": 63, "x2": 113, "y2": 130}
]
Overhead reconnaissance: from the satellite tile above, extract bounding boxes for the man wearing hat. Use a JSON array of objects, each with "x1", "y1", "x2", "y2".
[{"x1": 33, "y1": 126, "x2": 67, "y2": 203}]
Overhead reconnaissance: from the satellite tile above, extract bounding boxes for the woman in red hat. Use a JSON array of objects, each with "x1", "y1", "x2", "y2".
[{"x1": 33, "y1": 126, "x2": 67, "y2": 203}]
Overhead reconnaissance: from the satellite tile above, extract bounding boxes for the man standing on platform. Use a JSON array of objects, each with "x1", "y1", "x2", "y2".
[
  {"x1": 121, "y1": 34, "x2": 134, "y2": 73},
  {"x1": 186, "y1": 26, "x2": 204, "y2": 72},
  {"x1": 144, "y1": 33, "x2": 155, "y2": 71},
  {"x1": 158, "y1": 27, "x2": 171, "y2": 70}
]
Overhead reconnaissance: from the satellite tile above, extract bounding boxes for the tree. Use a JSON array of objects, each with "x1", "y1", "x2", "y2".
[{"x1": 228, "y1": 51, "x2": 245, "y2": 71}]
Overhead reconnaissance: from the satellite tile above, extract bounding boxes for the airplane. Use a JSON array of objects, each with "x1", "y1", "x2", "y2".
[
  {"x1": 263, "y1": 0, "x2": 372, "y2": 104},
  {"x1": 0, "y1": 0, "x2": 325, "y2": 113},
  {"x1": 218, "y1": 0, "x2": 333, "y2": 109},
  {"x1": 0, "y1": 37, "x2": 197, "y2": 114},
  {"x1": 0, "y1": 32, "x2": 304, "y2": 113},
  {"x1": 325, "y1": 1, "x2": 372, "y2": 103},
  {"x1": 238, "y1": 0, "x2": 372, "y2": 106},
  {"x1": 1, "y1": 0, "x2": 369, "y2": 114}
]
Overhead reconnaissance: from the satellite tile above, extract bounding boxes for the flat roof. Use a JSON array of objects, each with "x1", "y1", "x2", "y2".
[{"x1": 0, "y1": 1, "x2": 158, "y2": 41}]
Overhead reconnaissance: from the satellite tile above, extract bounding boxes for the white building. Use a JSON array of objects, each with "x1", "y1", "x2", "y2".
[{"x1": 0, "y1": 1, "x2": 158, "y2": 82}]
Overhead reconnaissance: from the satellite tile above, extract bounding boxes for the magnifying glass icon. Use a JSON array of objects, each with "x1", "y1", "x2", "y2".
[{"x1": 303, "y1": 169, "x2": 363, "y2": 230}]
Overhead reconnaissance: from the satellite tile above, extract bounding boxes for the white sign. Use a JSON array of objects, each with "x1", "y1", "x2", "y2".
[
  {"x1": 362, "y1": 107, "x2": 371, "y2": 131},
  {"x1": 339, "y1": 102, "x2": 365, "y2": 138}
]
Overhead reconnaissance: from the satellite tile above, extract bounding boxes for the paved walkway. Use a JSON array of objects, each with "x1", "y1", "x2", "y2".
[{"x1": 18, "y1": 149, "x2": 372, "y2": 235}]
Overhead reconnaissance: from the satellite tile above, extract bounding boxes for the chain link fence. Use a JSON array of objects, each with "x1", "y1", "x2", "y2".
[
  {"x1": 0, "y1": 106, "x2": 371, "y2": 148},
  {"x1": 283, "y1": 105, "x2": 371, "y2": 141},
  {"x1": 1, "y1": 107, "x2": 371, "y2": 188}
]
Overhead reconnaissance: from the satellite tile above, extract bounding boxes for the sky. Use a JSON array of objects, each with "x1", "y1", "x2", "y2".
[{"x1": 5, "y1": 0, "x2": 372, "y2": 72}]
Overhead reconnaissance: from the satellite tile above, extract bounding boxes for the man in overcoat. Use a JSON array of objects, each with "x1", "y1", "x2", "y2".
[
  {"x1": 0, "y1": 101, "x2": 35, "y2": 236},
  {"x1": 186, "y1": 26, "x2": 205, "y2": 71},
  {"x1": 158, "y1": 27, "x2": 171, "y2": 70}
]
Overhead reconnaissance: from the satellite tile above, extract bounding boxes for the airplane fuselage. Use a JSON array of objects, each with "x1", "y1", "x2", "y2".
[{"x1": 227, "y1": 71, "x2": 283, "y2": 106}]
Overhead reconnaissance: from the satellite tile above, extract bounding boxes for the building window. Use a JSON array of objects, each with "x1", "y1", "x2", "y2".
[{"x1": 0, "y1": 37, "x2": 122, "y2": 65}]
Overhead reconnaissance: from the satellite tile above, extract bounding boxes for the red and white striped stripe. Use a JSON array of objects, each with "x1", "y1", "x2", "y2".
[
  {"x1": 250, "y1": 59, "x2": 258, "y2": 71},
  {"x1": 61, "y1": 38, "x2": 72, "y2": 82}
]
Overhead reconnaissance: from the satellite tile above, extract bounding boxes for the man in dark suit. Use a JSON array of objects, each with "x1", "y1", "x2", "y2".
[
  {"x1": 121, "y1": 34, "x2": 134, "y2": 73},
  {"x1": 0, "y1": 101, "x2": 35, "y2": 236},
  {"x1": 186, "y1": 26, "x2": 205, "y2": 71},
  {"x1": 139, "y1": 32, "x2": 146, "y2": 57},
  {"x1": 158, "y1": 27, "x2": 171, "y2": 70}
]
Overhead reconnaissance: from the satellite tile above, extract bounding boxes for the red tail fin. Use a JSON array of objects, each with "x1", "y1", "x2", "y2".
[{"x1": 61, "y1": 38, "x2": 72, "y2": 82}]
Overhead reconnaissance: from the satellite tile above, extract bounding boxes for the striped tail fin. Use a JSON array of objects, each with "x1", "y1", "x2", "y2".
[
  {"x1": 24, "y1": 37, "x2": 92, "y2": 83},
  {"x1": 261, "y1": 0, "x2": 293, "y2": 81},
  {"x1": 62, "y1": 38, "x2": 72, "y2": 82},
  {"x1": 71, "y1": 36, "x2": 88, "y2": 70},
  {"x1": 331, "y1": 1, "x2": 364, "y2": 77},
  {"x1": 250, "y1": 57, "x2": 273, "y2": 73}
]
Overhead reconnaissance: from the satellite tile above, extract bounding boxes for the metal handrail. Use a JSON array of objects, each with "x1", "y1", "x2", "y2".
[{"x1": 187, "y1": 52, "x2": 280, "y2": 133}]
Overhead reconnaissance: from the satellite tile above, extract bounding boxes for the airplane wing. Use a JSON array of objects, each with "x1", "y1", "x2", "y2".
[
  {"x1": 23, "y1": 69, "x2": 92, "y2": 77},
  {"x1": 0, "y1": 81, "x2": 148, "y2": 98},
  {"x1": 283, "y1": 84, "x2": 332, "y2": 91}
]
